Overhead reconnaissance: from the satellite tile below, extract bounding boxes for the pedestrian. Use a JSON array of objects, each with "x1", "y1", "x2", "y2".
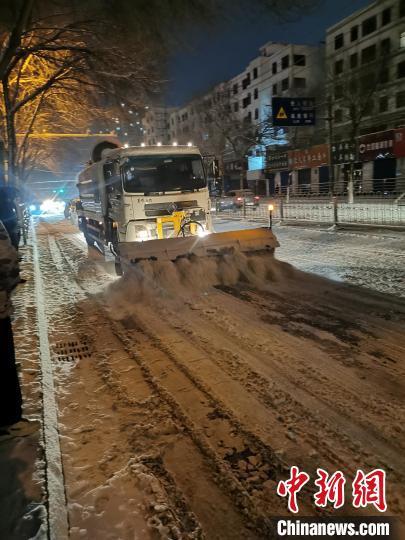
[
  {"x1": 0, "y1": 186, "x2": 20, "y2": 250},
  {"x1": 0, "y1": 219, "x2": 36, "y2": 438}
]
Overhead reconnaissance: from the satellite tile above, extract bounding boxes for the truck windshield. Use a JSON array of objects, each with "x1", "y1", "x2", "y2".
[{"x1": 122, "y1": 154, "x2": 206, "y2": 194}]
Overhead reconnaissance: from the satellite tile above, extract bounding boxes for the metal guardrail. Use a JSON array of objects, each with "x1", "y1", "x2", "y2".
[
  {"x1": 267, "y1": 177, "x2": 405, "y2": 199},
  {"x1": 213, "y1": 200, "x2": 405, "y2": 226}
]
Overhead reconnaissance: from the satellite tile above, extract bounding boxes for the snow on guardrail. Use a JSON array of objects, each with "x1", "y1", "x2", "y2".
[{"x1": 213, "y1": 200, "x2": 405, "y2": 226}]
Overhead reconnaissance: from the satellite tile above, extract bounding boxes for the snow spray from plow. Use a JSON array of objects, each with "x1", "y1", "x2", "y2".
[{"x1": 104, "y1": 230, "x2": 299, "y2": 312}]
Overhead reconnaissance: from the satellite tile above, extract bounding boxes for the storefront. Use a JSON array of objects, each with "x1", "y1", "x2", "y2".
[
  {"x1": 265, "y1": 148, "x2": 289, "y2": 195},
  {"x1": 246, "y1": 168, "x2": 267, "y2": 195},
  {"x1": 331, "y1": 140, "x2": 360, "y2": 194},
  {"x1": 223, "y1": 159, "x2": 246, "y2": 192},
  {"x1": 393, "y1": 128, "x2": 405, "y2": 190},
  {"x1": 358, "y1": 130, "x2": 396, "y2": 193},
  {"x1": 297, "y1": 168, "x2": 311, "y2": 192},
  {"x1": 288, "y1": 144, "x2": 330, "y2": 194}
]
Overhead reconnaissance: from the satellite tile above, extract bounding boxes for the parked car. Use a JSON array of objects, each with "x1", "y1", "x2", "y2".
[{"x1": 219, "y1": 190, "x2": 260, "y2": 210}]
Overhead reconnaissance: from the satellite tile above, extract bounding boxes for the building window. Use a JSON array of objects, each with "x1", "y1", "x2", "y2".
[
  {"x1": 293, "y1": 77, "x2": 306, "y2": 89},
  {"x1": 254, "y1": 88, "x2": 258, "y2": 99},
  {"x1": 246, "y1": 111, "x2": 252, "y2": 122},
  {"x1": 272, "y1": 83, "x2": 278, "y2": 94},
  {"x1": 397, "y1": 90, "x2": 405, "y2": 107},
  {"x1": 401, "y1": 31, "x2": 405, "y2": 48},
  {"x1": 362, "y1": 15, "x2": 377, "y2": 37},
  {"x1": 334, "y1": 85, "x2": 343, "y2": 99},
  {"x1": 381, "y1": 37, "x2": 391, "y2": 54},
  {"x1": 381, "y1": 7, "x2": 391, "y2": 26},
  {"x1": 379, "y1": 95, "x2": 388, "y2": 112},
  {"x1": 361, "y1": 73, "x2": 374, "y2": 91},
  {"x1": 335, "y1": 59, "x2": 344, "y2": 75},
  {"x1": 233, "y1": 83, "x2": 238, "y2": 94},
  {"x1": 379, "y1": 67, "x2": 389, "y2": 83},
  {"x1": 363, "y1": 99, "x2": 373, "y2": 116},
  {"x1": 361, "y1": 44, "x2": 376, "y2": 64},
  {"x1": 234, "y1": 102, "x2": 239, "y2": 112},
  {"x1": 401, "y1": 0, "x2": 405, "y2": 17},
  {"x1": 272, "y1": 62, "x2": 277, "y2": 74},
  {"x1": 281, "y1": 55, "x2": 289, "y2": 69},
  {"x1": 254, "y1": 108, "x2": 259, "y2": 120},
  {"x1": 334, "y1": 109, "x2": 343, "y2": 123},
  {"x1": 281, "y1": 77, "x2": 289, "y2": 91},
  {"x1": 351, "y1": 25, "x2": 358, "y2": 41},
  {"x1": 334, "y1": 33, "x2": 344, "y2": 49},
  {"x1": 253, "y1": 67, "x2": 258, "y2": 79},
  {"x1": 242, "y1": 94, "x2": 251, "y2": 108},
  {"x1": 293, "y1": 54, "x2": 306, "y2": 66},
  {"x1": 350, "y1": 52, "x2": 358, "y2": 68},
  {"x1": 242, "y1": 73, "x2": 251, "y2": 89},
  {"x1": 398, "y1": 60, "x2": 405, "y2": 78}
]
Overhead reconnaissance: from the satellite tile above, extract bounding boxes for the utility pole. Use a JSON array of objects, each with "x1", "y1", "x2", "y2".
[
  {"x1": 325, "y1": 96, "x2": 335, "y2": 197},
  {"x1": 347, "y1": 162, "x2": 354, "y2": 204},
  {"x1": 347, "y1": 130, "x2": 357, "y2": 205}
]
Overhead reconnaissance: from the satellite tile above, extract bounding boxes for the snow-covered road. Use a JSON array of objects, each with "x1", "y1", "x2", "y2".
[
  {"x1": 215, "y1": 219, "x2": 405, "y2": 298},
  {"x1": 6, "y1": 218, "x2": 405, "y2": 539}
]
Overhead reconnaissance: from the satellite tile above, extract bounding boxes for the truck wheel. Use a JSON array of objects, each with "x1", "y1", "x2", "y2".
[
  {"x1": 84, "y1": 234, "x2": 93, "y2": 247},
  {"x1": 115, "y1": 260, "x2": 123, "y2": 276}
]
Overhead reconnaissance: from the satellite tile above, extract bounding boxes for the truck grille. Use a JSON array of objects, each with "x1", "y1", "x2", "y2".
[{"x1": 144, "y1": 200, "x2": 198, "y2": 217}]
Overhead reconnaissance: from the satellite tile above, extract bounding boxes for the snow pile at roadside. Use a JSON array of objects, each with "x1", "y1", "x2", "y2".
[{"x1": 102, "y1": 251, "x2": 298, "y2": 316}]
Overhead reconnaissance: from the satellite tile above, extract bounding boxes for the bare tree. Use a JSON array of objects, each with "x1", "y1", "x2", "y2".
[
  {"x1": 194, "y1": 84, "x2": 283, "y2": 189},
  {"x1": 327, "y1": 47, "x2": 390, "y2": 198},
  {"x1": 0, "y1": 0, "x2": 319, "y2": 186}
]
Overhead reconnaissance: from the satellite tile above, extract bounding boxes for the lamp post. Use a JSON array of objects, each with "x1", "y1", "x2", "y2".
[{"x1": 268, "y1": 204, "x2": 274, "y2": 230}]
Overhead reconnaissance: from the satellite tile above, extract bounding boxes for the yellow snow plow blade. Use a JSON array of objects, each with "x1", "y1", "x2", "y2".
[{"x1": 118, "y1": 227, "x2": 279, "y2": 265}]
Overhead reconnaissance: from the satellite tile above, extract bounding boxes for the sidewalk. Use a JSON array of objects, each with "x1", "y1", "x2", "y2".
[{"x1": 0, "y1": 241, "x2": 47, "y2": 539}]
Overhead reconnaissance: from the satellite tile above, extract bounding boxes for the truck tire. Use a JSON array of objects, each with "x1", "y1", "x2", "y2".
[
  {"x1": 84, "y1": 233, "x2": 93, "y2": 247},
  {"x1": 115, "y1": 259, "x2": 123, "y2": 276}
]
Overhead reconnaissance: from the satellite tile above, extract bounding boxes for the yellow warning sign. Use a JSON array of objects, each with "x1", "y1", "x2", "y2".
[{"x1": 276, "y1": 106, "x2": 288, "y2": 120}]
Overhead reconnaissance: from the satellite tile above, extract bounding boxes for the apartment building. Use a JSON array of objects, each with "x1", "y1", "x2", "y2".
[
  {"x1": 143, "y1": 106, "x2": 174, "y2": 146},
  {"x1": 228, "y1": 41, "x2": 323, "y2": 193},
  {"x1": 142, "y1": 41, "x2": 323, "y2": 193},
  {"x1": 168, "y1": 97, "x2": 207, "y2": 147},
  {"x1": 326, "y1": 0, "x2": 405, "y2": 191}
]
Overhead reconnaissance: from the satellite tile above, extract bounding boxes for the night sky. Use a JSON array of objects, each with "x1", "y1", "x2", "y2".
[{"x1": 165, "y1": 0, "x2": 372, "y2": 106}]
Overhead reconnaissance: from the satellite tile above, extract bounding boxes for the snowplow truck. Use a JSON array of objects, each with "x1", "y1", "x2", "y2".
[{"x1": 77, "y1": 144, "x2": 278, "y2": 274}]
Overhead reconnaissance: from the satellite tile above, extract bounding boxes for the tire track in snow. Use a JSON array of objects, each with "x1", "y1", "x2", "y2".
[
  {"x1": 192, "y1": 289, "x2": 405, "y2": 471},
  {"x1": 47, "y1": 232, "x2": 265, "y2": 538},
  {"x1": 51, "y1": 225, "x2": 405, "y2": 522},
  {"x1": 52, "y1": 236, "x2": 295, "y2": 532},
  {"x1": 32, "y1": 225, "x2": 69, "y2": 540}
]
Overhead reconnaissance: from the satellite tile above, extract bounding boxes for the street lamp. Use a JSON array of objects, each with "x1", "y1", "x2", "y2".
[{"x1": 268, "y1": 204, "x2": 274, "y2": 230}]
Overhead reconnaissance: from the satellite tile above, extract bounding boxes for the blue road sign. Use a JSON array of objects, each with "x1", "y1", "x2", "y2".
[{"x1": 272, "y1": 97, "x2": 316, "y2": 126}]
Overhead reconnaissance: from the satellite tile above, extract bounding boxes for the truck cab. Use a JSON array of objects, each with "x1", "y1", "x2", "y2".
[{"x1": 77, "y1": 145, "x2": 211, "y2": 254}]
